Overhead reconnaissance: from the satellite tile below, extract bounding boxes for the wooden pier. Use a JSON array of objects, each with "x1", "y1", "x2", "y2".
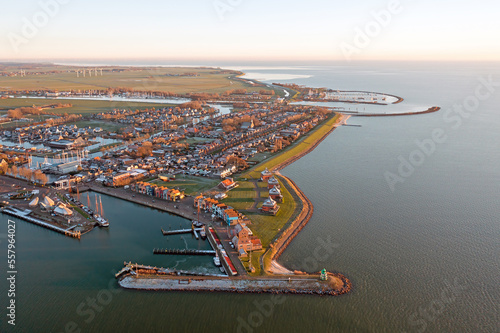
[
  {"x1": 1, "y1": 207, "x2": 81, "y2": 239},
  {"x1": 153, "y1": 248, "x2": 216, "y2": 256},
  {"x1": 161, "y1": 228, "x2": 193, "y2": 235}
]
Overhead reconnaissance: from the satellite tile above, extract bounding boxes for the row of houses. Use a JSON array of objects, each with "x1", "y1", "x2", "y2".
[
  {"x1": 131, "y1": 181, "x2": 185, "y2": 202},
  {"x1": 193, "y1": 195, "x2": 263, "y2": 257},
  {"x1": 260, "y1": 168, "x2": 281, "y2": 215}
]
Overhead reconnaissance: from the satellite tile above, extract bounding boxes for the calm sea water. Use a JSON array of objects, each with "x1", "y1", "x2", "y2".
[{"x1": 1, "y1": 62, "x2": 499, "y2": 333}]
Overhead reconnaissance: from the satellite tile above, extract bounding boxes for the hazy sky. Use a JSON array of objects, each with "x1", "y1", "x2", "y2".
[{"x1": 1, "y1": 0, "x2": 499, "y2": 63}]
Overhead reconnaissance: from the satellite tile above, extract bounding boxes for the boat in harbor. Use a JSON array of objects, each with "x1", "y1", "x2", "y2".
[
  {"x1": 200, "y1": 228, "x2": 207, "y2": 239},
  {"x1": 192, "y1": 220, "x2": 204, "y2": 228},
  {"x1": 213, "y1": 256, "x2": 221, "y2": 267},
  {"x1": 94, "y1": 214, "x2": 109, "y2": 227}
]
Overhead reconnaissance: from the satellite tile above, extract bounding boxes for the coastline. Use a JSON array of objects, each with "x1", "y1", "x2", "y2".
[{"x1": 264, "y1": 114, "x2": 349, "y2": 273}]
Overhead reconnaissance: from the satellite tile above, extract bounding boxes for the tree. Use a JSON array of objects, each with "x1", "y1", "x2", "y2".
[
  {"x1": 227, "y1": 156, "x2": 248, "y2": 169},
  {"x1": 0, "y1": 159, "x2": 7, "y2": 175},
  {"x1": 8, "y1": 109, "x2": 23, "y2": 119},
  {"x1": 39, "y1": 173, "x2": 48, "y2": 186}
]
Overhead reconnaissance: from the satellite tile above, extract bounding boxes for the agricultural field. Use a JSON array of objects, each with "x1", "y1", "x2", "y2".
[
  {"x1": 0, "y1": 64, "x2": 276, "y2": 95},
  {"x1": 0, "y1": 97, "x2": 172, "y2": 115}
]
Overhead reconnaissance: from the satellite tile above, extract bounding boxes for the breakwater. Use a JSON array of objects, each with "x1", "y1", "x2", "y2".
[
  {"x1": 354, "y1": 106, "x2": 441, "y2": 117},
  {"x1": 119, "y1": 273, "x2": 350, "y2": 296}
]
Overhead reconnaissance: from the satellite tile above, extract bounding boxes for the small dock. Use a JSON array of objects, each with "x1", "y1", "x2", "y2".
[
  {"x1": 161, "y1": 227, "x2": 205, "y2": 238},
  {"x1": 161, "y1": 228, "x2": 193, "y2": 235},
  {"x1": 153, "y1": 248, "x2": 216, "y2": 256},
  {"x1": 115, "y1": 262, "x2": 225, "y2": 278}
]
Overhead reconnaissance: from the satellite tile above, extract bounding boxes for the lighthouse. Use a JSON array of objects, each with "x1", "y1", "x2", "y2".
[{"x1": 320, "y1": 268, "x2": 328, "y2": 281}]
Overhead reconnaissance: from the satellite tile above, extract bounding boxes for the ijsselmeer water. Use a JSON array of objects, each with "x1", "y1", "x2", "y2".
[{"x1": 1, "y1": 62, "x2": 499, "y2": 333}]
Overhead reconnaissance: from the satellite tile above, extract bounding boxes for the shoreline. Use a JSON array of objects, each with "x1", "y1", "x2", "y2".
[{"x1": 265, "y1": 114, "x2": 348, "y2": 273}]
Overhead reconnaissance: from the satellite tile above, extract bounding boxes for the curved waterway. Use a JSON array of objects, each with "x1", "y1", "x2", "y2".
[{"x1": 1, "y1": 62, "x2": 499, "y2": 332}]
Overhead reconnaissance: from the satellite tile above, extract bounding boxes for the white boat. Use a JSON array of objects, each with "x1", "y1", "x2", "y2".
[
  {"x1": 213, "y1": 256, "x2": 221, "y2": 267},
  {"x1": 192, "y1": 220, "x2": 204, "y2": 228},
  {"x1": 95, "y1": 215, "x2": 109, "y2": 227},
  {"x1": 200, "y1": 229, "x2": 207, "y2": 239}
]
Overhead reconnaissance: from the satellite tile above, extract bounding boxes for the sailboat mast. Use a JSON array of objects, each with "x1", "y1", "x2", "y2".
[{"x1": 100, "y1": 196, "x2": 104, "y2": 218}]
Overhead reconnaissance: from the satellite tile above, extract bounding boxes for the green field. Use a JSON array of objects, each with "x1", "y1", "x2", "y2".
[
  {"x1": 244, "y1": 178, "x2": 297, "y2": 248},
  {"x1": 0, "y1": 97, "x2": 173, "y2": 114},
  {"x1": 67, "y1": 120, "x2": 126, "y2": 132},
  {"x1": 150, "y1": 175, "x2": 219, "y2": 196},
  {"x1": 0, "y1": 64, "x2": 276, "y2": 95}
]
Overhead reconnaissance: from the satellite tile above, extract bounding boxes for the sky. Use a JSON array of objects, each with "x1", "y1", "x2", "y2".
[{"x1": 0, "y1": 0, "x2": 499, "y2": 63}]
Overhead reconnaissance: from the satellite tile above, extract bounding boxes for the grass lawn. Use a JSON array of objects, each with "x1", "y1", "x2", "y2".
[
  {"x1": 67, "y1": 120, "x2": 126, "y2": 132},
  {"x1": 241, "y1": 250, "x2": 265, "y2": 275},
  {"x1": 149, "y1": 175, "x2": 219, "y2": 196},
  {"x1": 222, "y1": 181, "x2": 256, "y2": 210},
  {"x1": 244, "y1": 178, "x2": 297, "y2": 248}
]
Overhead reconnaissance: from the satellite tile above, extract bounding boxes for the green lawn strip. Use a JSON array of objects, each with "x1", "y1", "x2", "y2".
[{"x1": 242, "y1": 250, "x2": 265, "y2": 276}]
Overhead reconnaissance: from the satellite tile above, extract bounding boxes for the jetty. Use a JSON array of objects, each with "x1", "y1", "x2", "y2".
[
  {"x1": 161, "y1": 228, "x2": 194, "y2": 235},
  {"x1": 115, "y1": 262, "x2": 225, "y2": 279},
  {"x1": 1, "y1": 206, "x2": 81, "y2": 239},
  {"x1": 153, "y1": 248, "x2": 216, "y2": 255},
  {"x1": 161, "y1": 227, "x2": 205, "y2": 239},
  {"x1": 118, "y1": 272, "x2": 351, "y2": 296}
]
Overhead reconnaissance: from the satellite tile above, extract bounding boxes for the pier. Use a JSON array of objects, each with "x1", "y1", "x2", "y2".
[
  {"x1": 1, "y1": 206, "x2": 81, "y2": 239},
  {"x1": 153, "y1": 248, "x2": 216, "y2": 256},
  {"x1": 115, "y1": 262, "x2": 225, "y2": 279},
  {"x1": 161, "y1": 228, "x2": 194, "y2": 235}
]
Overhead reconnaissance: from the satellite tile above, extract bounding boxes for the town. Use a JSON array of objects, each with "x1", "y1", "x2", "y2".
[{"x1": 0, "y1": 81, "x2": 343, "y2": 279}]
